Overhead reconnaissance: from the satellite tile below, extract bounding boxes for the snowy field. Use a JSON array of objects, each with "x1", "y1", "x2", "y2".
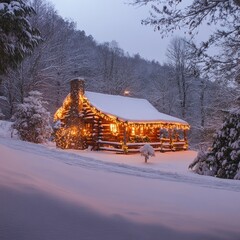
[{"x1": 0, "y1": 121, "x2": 240, "y2": 240}]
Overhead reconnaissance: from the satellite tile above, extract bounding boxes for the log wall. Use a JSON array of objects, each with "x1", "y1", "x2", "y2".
[{"x1": 55, "y1": 79, "x2": 189, "y2": 153}]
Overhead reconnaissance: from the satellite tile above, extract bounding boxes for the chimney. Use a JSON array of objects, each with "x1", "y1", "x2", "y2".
[
  {"x1": 68, "y1": 78, "x2": 85, "y2": 150},
  {"x1": 70, "y1": 78, "x2": 85, "y2": 115},
  {"x1": 70, "y1": 78, "x2": 85, "y2": 97}
]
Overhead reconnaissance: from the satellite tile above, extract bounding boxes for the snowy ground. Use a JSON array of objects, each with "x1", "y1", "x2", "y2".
[{"x1": 0, "y1": 121, "x2": 240, "y2": 240}]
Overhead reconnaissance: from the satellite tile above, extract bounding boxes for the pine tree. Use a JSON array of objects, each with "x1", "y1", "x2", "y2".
[
  {"x1": 213, "y1": 109, "x2": 240, "y2": 179},
  {"x1": 12, "y1": 91, "x2": 52, "y2": 143},
  {"x1": 190, "y1": 109, "x2": 240, "y2": 179},
  {"x1": 0, "y1": 0, "x2": 41, "y2": 75}
]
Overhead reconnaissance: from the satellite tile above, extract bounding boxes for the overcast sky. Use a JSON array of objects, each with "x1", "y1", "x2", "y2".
[{"x1": 49, "y1": 0, "x2": 183, "y2": 63}]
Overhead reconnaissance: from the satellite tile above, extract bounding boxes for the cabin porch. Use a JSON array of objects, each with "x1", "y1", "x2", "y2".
[{"x1": 96, "y1": 122, "x2": 189, "y2": 153}]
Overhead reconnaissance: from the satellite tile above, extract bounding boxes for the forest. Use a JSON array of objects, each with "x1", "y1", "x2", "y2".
[{"x1": 0, "y1": 0, "x2": 237, "y2": 148}]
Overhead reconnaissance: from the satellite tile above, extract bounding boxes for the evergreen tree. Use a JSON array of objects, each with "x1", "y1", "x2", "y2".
[
  {"x1": 189, "y1": 109, "x2": 240, "y2": 180},
  {"x1": 0, "y1": 0, "x2": 41, "y2": 75},
  {"x1": 12, "y1": 91, "x2": 52, "y2": 143}
]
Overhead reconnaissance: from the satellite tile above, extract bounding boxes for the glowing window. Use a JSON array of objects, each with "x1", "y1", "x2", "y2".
[
  {"x1": 131, "y1": 126, "x2": 135, "y2": 135},
  {"x1": 110, "y1": 124, "x2": 118, "y2": 134}
]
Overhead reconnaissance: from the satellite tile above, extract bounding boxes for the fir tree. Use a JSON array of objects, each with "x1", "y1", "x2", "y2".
[
  {"x1": 0, "y1": 0, "x2": 41, "y2": 75},
  {"x1": 12, "y1": 91, "x2": 52, "y2": 143},
  {"x1": 213, "y1": 109, "x2": 240, "y2": 179},
  {"x1": 190, "y1": 109, "x2": 240, "y2": 180}
]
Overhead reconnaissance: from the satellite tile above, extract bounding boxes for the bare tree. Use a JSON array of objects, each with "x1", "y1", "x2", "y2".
[
  {"x1": 98, "y1": 41, "x2": 133, "y2": 95},
  {"x1": 166, "y1": 37, "x2": 194, "y2": 118},
  {"x1": 150, "y1": 63, "x2": 177, "y2": 115},
  {"x1": 131, "y1": 0, "x2": 240, "y2": 84}
]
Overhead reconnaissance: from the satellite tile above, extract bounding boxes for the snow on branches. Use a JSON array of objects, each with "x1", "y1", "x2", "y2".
[
  {"x1": 140, "y1": 144, "x2": 155, "y2": 163},
  {"x1": 12, "y1": 91, "x2": 52, "y2": 143},
  {"x1": 189, "y1": 108, "x2": 240, "y2": 180},
  {"x1": 132, "y1": 0, "x2": 240, "y2": 83},
  {"x1": 0, "y1": 0, "x2": 41, "y2": 74}
]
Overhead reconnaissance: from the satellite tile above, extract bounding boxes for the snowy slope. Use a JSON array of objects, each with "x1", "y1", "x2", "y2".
[
  {"x1": 0, "y1": 136, "x2": 239, "y2": 192},
  {"x1": 0, "y1": 121, "x2": 240, "y2": 240}
]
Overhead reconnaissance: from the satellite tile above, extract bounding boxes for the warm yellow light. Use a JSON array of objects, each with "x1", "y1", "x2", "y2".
[
  {"x1": 131, "y1": 126, "x2": 135, "y2": 135},
  {"x1": 54, "y1": 107, "x2": 64, "y2": 121},
  {"x1": 71, "y1": 127, "x2": 78, "y2": 136},
  {"x1": 83, "y1": 128, "x2": 88, "y2": 136},
  {"x1": 110, "y1": 123, "x2": 118, "y2": 134},
  {"x1": 54, "y1": 94, "x2": 72, "y2": 121}
]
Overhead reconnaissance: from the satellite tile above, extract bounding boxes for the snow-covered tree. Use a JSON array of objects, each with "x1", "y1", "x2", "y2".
[
  {"x1": 140, "y1": 144, "x2": 155, "y2": 163},
  {"x1": 0, "y1": 0, "x2": 41, "y2": 76},
  {"x1": 189, "y1": 109, "x2": 240, "y2": 180},
  {"x1": 166, "y1": 37, "x2": 196, "y2": 119},
  {"x1": 12, "y1": 90, "x2": 52, "y2": 143},
  {"x1": 131, "y1": 0, "x2": 240, "y2": 83}
]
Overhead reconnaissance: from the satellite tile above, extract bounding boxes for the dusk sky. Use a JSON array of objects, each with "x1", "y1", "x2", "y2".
[{"x1": 49, "y1": 0, "x2": 183, "y2": 63}]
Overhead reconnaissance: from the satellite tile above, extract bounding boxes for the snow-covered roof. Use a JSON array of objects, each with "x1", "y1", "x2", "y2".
[{"x1": 85, "y1": 91, "x2": 188, "y2": 125}]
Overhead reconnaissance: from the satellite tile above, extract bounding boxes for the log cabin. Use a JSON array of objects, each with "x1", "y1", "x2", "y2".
[{"x1": 54, "y1": 78, "x2": 190, "y2": 153}]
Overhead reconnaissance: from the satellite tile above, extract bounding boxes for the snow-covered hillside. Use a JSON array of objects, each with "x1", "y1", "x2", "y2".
[{"x1": 0, "y1": 121, "x2": 240, "y2": 240}]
